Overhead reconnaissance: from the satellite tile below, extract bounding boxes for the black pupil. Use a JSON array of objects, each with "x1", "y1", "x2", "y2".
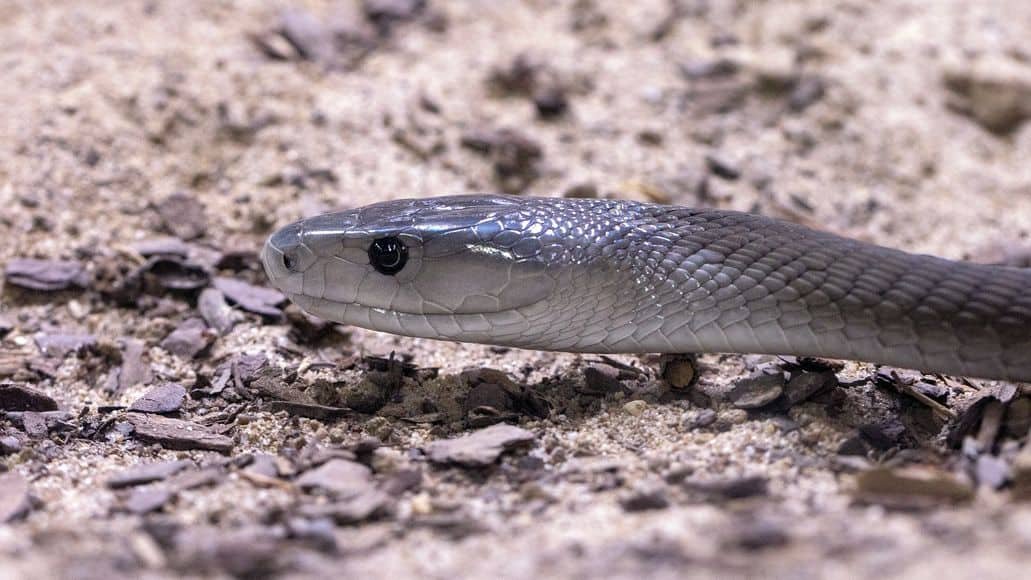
[{"x1": 369, "y1": 237, "x2": 408, "y2": 275}]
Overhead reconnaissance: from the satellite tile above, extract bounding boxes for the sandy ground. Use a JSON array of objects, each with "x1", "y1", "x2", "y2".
[{"x1": 2, "y1": 0, "x2": 1031, "y2": 578}]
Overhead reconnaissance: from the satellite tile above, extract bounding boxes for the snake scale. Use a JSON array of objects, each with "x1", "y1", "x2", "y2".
[{"x1": 262, "y1": 195, "x2": 1031, "y2": 382}]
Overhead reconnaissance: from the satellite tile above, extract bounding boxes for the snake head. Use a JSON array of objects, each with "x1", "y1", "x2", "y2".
[{"x1": 261, "y1": 195, "x2": 560, "y2": 334}]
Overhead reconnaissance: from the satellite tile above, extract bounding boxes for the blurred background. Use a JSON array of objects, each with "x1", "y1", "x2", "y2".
[{"x1": 2, "y1": 1, "x2": 1031, "y2": 578}]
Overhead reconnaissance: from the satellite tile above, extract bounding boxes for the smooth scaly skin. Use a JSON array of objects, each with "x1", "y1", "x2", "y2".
[{"x1": 262, "y1": 195, "x2": 1031, "y2": 381}]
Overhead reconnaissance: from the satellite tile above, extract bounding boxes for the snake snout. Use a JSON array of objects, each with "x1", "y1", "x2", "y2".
[{"x1": 262, "y1": 222, "x2": 315, "y2": 295}]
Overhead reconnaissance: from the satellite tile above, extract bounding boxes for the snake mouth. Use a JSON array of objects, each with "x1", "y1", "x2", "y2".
[{"x1": 285, "y1": 292, "x2": 538, "y2": 343}]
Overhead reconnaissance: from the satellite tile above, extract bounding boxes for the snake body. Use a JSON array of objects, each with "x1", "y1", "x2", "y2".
[{"x1": 262, "y1": 195, "x2": 1031, "y2": 381}]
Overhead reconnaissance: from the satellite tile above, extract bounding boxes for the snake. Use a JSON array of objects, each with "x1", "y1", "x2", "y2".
[{"x1": 261, "y1": 195, "x2": 1031, "y2": 382}]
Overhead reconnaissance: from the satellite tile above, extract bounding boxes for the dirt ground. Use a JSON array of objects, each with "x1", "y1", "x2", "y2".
[{"x1": 2, "y1": 0, "x2": 1031, "y2": 578}]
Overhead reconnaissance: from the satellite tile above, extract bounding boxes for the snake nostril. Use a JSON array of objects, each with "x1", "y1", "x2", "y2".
[{"x1": 282, "y1": 251, "x2": 297, "y2": 272}]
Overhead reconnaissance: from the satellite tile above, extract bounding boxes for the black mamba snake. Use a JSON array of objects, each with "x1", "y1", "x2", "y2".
[{"x1": 262, "y1": 195, "x2": 1031, "y2": 381}]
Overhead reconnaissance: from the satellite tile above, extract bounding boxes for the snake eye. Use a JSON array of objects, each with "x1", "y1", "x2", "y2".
[{"x1": 368, "y1": 236, "x2": 408, "y2": 275}]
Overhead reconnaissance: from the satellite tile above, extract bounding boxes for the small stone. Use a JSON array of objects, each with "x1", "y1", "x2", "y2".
[
  {"x1": 731, "y1": 520, "x2": 790, "y2": 551},
  {"x1": 719, "y1": 408, "x2": 749, "y2": 425},
  {"x1": 680, "y1": 58, "x2": 739, "y2": 80},
  {"x1": 159, "y1": 318, "x2": 213, "y2": 359},
  {"x1": 682, "y1": 408, "x2": 717, "y2": 430},
  {"x1": 944, "y1": 59, "x2": 1031, "y2": 134},
  {"x1": 0, "y1": 472, "x2": 32, "y2": 522},
  {"x1": 213, "y1": 277, "x2": 286, "y2": 318},
  {"x1": 107, "y1": 460, "x2": 193, "y2": 489},
  {"x1": 788, "y1": 76, "x2": 826, "y2": 112},
  {"x1": 684, "y1": 475, "x2": 768, "y2": 499},
  {"x1": 34, "y1": 333, "x2": 97, "y2": 359},
  {"x1": 296, "y1": 459, "x2": 374, "y2": 498},
  {"x1": 129, "y1": 383, "x2": 187, "y2": 414},
  {"x1": 0, "y1": 383, "x2": 59, "y2": 412},
  {"x1": 0, "y1": 435, "x2": 22, "y2": 455},
  {"x1": 126, "y1": 412, "x2": 234, "y2": 453},
  {"x1": 425, "y1": 423, "x2": 535, "y2": 467},
  {"x1": 383, "y1": 468, "x2": 423, "y2": 496},
  {"x1": 563, "y1": 182, "x2": 598, "y2": 198},
  {"x1": 836, "y1": 434, "x2": 869, "y2": 457},
  {"x1": 623, "y1": 400, "x2": 648, "y2": 416},
  {"x1": 858, "y1": 419, "x2": 908, "y2": 451},
  {"x1": 705, "y1": 152, "x2": 741, "y2": 180},
  {"x1": 156, "y1": 192, "x2": 206, "y2": 240},
  {"x1": 362, "y1": 0, "x2": 426, "y2": 31},
  {"x1": 619, "y1": 485, "x2": 670, "y2": 512},
  {"x1": 975, "y1": 455, "x2": 1009, "y2": 489},
  {"x1": 244, "y1": 453, "x2": 281, "y2": 479},
  {"x1": 533, "y1": 84, "x2": 569, "y2": 119},
  {"x1": 729, "y1": 372, "x2": 785, "y2": 409},
  {"x1": 126, "y1": 487, "x2": 174, "y2": 514},
  {"x1": 4, "y1": 258, "x2": 88, "y2": 291}
]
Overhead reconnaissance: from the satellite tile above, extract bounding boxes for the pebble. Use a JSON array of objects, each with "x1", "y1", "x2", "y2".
[
  {"x1": 943, "y1": 58, "x2": 1031, "y2": 134},
  {"x1": 682, "y1": 408, "x2": 717, "y2": 430},
  {"x1": 155, "y1": 192, "x2": 206, "y2": 241},
  {"x1": 623, "y1": 400, "x2": 648, "y2": 416},
  {"x1": 705, "y1": 152, "x2": 742, "y2": 180},
  {"x1": 619, "y1": 485, "x2": 670, "y2": 512},
  {"x1": 562, "y1": 182, "x2": 599, "y2": 198}
]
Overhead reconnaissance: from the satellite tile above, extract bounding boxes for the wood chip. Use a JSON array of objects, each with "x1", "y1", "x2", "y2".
[
  {"x1": 213, "y1": 277, "x2": 286, "y2": 318},
  {"x1": 129, "y1": 383, "x2": 187, "y2": 414},
  {"x1": 126, "y1": 412, "x2": 234, "y2": 452},
  {"x1": 296, "y1": 458, "x2": 374, "y2": 497},
  {"x1": 4, "y1": 258, "x2": 88, "y2": 291},
  {"x1": 159, "y1": 318, "x2": 214, "y2": 359},
  {"x1": 0, "y1": 383, "x2": 59, "y2": 412},
  {"x1": 197, "y1": 288, "x2": 239, "y2": 335},
  {"x1": 854, "y1": 466, "x2": 973, "y2": 508},
  {"x1": 425, "y1": 424, "x2": 535, "y2": 467},
  {"x1": 107, "y1": 460, "x2": 193, "y2": 489}
]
